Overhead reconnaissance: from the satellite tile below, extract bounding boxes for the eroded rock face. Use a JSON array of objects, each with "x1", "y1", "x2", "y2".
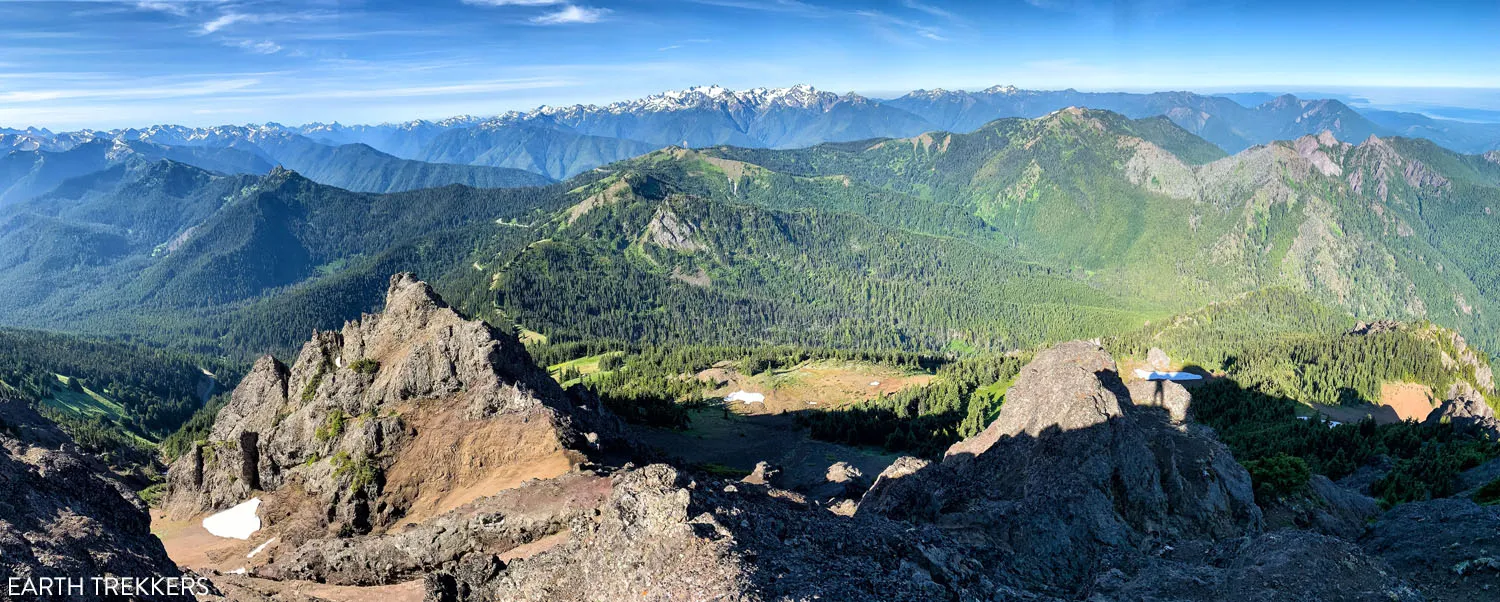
[
  {"x1": 0, "y1": 398, "x2": 196, "y2": 601},
  {"x1": 435, "y1": 465, "x2": 751, "y2": 602},
  {"x1": 258, "y1": 472, "x2": 612, "y2": 587},
  {"x1": 861, "y1": 341, "x2": 1263, "y2": 596},
  {"x1": 164, "y1": 273, "x2": 615, "y2": 552}
]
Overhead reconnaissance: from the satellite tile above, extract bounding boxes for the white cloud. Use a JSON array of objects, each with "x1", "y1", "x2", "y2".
[
  {"x1": 0, "y1": 78, "x2": 262, "y2": 103},
  {"x1": 659, "y1": 38, "x2": 713, "y2": 51},
  {"x1": 232, "y1": 40, "x2": 283, "y2": 54},
  {"x1": 854, "y1": 10, "x2": 946, "y2": 45},
  {"x1": 199, "y1": 12, "x2": 248, "y2": 33},
  {"x1": 463, "y1": 0, "x2": 565, "y2": 5},
  {"x1": 197, "y1": 9, "x2": 331, "y2": 35},
  {"x1": 133, "y1": 1, "x2": 192, "y2": 17},
  {"x1": 531, "y1": 5, "x2": 609, "y2": 24},
  {"x1": 687, "y1": 0, "x2": 822, "y2": 14}
]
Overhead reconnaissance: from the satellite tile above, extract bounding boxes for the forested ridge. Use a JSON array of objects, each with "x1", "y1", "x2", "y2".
[{"x1": 0, "y1": 328, "x2": 242, "y2": 476}]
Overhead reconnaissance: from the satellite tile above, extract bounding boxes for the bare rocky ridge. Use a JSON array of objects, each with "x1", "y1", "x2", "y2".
[
  {"x1": 0, "y1": 396, "x2": 201, "y2": 601},
  {"x1": 161, "y1": 273, "x2": 622, "y2": 587}
]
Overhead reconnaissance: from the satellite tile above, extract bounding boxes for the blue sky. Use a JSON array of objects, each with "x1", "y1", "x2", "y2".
[{"x1": 3, "y1": 0, "x2": 1498, "y2": 129}]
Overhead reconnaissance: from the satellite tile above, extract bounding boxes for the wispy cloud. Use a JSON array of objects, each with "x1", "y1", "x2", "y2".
[
  {"x1": 687, "y1": 0, "x2": 824, "y2": 15},
  {"x1": 855, "y1": 10, "x2": 946, "y2": 45},
  {"x1": 196, "y1": 8, "x2": 332, "y2": 35},
  {"x1": 133, "y1": 0, "x2": 193, "y2": 17},
  {"x1": 462, "y1": 0, "x2": 565, "y2": 5},
  {"x1": 232, "y1": 39, "x2": 282, "y2": 54},
  {"x1": 901, "y1": 0, "x2": 954, "y2": 20},
  {"x1": 199, "y1": 12, "x2": 248, "y2": 33},
  {"x1": 658, "y1": 38, "x2": 714, "y2": 52},
  {"x1": 0, "y1": 78, "x2": 261, "y2": 103},
  {"x1": 531, "y1": 5, "x2": 609, "y2": 25}
]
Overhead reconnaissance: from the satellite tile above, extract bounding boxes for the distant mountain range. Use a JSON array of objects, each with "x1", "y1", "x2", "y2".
[
  {"x1": 6, "y1": 104, "x2": 1500, "y2": 358},
  {"x1": 7, "y1": 85, "x2": 1500, "y2": 200}
]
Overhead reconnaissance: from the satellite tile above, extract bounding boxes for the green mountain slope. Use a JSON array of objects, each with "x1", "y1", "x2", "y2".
[
  {"x1": 493, "y1": 170, "x2": 1150, "y2": 352},
  {"x1": 686, "y1": 111, "x2": 1500, "y2": 348}
]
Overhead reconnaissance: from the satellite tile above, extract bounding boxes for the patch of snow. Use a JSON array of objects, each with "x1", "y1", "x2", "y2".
[
  {"x1": 725, "y1": 390, "x2": 765, "y2": 404},
  {"x1": 203, "y1": 498, "x2": 262, "y2": 540},
  {"x1": 247, "y1": 537, "x2": 276, "y2": 559},
  {"x1": 1133, "y1": 369, "x2": 1203, "y2": 382},
  {"x1": 228, "y1": 568, "x2": 246, "y2": 575}
]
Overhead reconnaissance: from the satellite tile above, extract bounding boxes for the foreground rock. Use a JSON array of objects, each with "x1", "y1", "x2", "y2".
[
  {"x1": 861, "y1": 341, "x2": 1264, "y2": 596},
  {"x1": 0, "y1": 397, "x2": 204, "y2": 601},
  {"x1": 1364, "y1": 498, "x2": 1500, "y2": 602},
  {"x1": 430, "y1": 341, "x2": 1421, "y2": 601}
]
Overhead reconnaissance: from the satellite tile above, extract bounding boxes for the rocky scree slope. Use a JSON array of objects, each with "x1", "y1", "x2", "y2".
[{"x1": 162, "y1": 273, "x2": 622, "y2": 567}]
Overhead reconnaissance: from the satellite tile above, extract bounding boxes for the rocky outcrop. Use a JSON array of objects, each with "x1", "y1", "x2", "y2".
[
  {"x1": 1364, "y1": 498, "x2": 1500, "y2": 601},
  {"x1": 1424, "y1": 386, "x2": 1500, "y2": 440},
  {"x1": 258, "y1": 472, "x2": 611, "y2": 586},
  {"x1": 162, "y1": 274, "x2": 620, "y2": 583},
  {"x1": 0, "y1": 398, "x2": 203, "y2": 601},
  {"x1": 430, "y1": 464, "x2": 948, "y2": 602},
  {"x1": 859, "y1": 341, "x2": 1262, "y2": 596},
  {"x1": 1146, "y1": 346, "x2": 1171, "y2": 370},
  {"x1": 1094, "y1": 530, "x2": 1420, "y2": 601},
  {"x1": 1261, "y1": 474, "x2": 1382, "y2": 539}
]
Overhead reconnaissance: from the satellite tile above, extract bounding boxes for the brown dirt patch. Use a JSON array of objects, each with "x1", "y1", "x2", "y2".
[
  {"x1": 698, "y1": 359, "x2": 934, "y2": 416},
  {"x1": 500, "y1": 530, "x2": 571, "y2": 562},
  {"x1": 1380, "y1": 382, "x2": 1437, "y2": 421},
  {"x1": 153, "y1": 510, "x2": 258, "y2": 574},
  {"x1": 566, "y1": 178, "x2": 631, "y2": 224},
  {"x1": 1307, "y1": 382, "x2": 1437, "y2": 426},
  {"x1": 383, "y1": 404, "x2": 583, "y2": 524}
]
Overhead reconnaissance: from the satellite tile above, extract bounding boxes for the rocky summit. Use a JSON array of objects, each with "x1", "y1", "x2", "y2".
[{"x1": 159, "y1": 273, "x2": 623, "y2": 590}]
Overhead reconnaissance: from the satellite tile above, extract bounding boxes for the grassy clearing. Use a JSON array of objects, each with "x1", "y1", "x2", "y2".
[
  {"x1": 44, "y1": 374, "x2": 128, "y2": 420},
  {"x1": 547, "y1": 351, "x2": 624, "y2": 384}
]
